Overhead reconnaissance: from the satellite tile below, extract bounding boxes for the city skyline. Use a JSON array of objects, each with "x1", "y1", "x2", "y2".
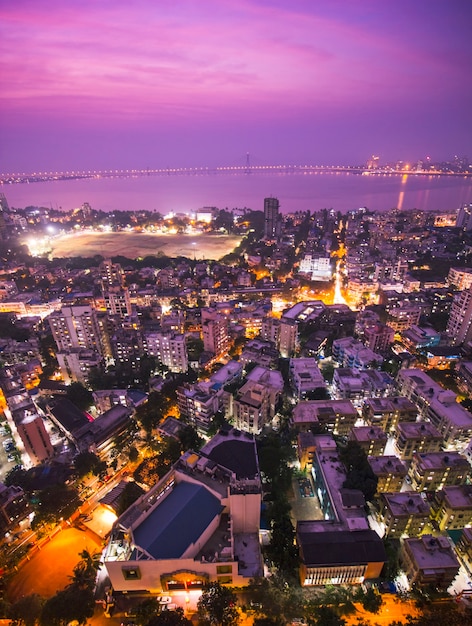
[{"x1": 1, "y1": 0, "x2": 472, "y2": 173}]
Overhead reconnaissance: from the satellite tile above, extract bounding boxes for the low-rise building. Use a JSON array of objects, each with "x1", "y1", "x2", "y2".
[
  {"x1": 396, "y1": 369, "x2": 472, "y2": 450},
  {"x1": 429, "y1": 485, "x2": 472, "y2": 531},
  {"x1": 0, "y1": 483, "x2": 29, "y2": 535},
  {"x1": 296, "y1": 433, "x2": 386, "y2": 586},
  {"x1": 239, "y1": 339, "x2": 278, "y2": 369},
  {"x1": 379, "y1": 492, "x2": 430, "y2": 538},
  {"x1": 408, "y1": 452, "x2": 470, "y2": 492},
  {"x1": 362, "y1": 396, "x2": 417, "y2": 434},
  {"x1": 349, "y1": 426, "x2": 387, "y2": 457},
  {"x1": 394, "y1": 421, "x2": 443, "y2": 461},
  {"x1": 103, "y1": 429, "x2": 262, "y2": 593},
  {"x1": 291, "y1": 399, "x2": 358, "y2": 436},
  {"x1": 368, "y1": 456, "x2": 407, "y2": 493},
  {"x1": 332, "y1": 368, "x2": 394, "y2": 407},
  {"x1": 289, "y1": 358, "x2": 326, "y2": 400},
  {"x1": 332, "y1": 337, "x2": 383, "y2": 370},
  {"x1": 177, "y1": 383, "x2": 224, "y2": 434},
  {"x1": 400, "y1": 535, "x2": 459, "y2": 589}
]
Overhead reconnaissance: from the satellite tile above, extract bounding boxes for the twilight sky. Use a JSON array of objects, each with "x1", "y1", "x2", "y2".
[{"x1": 1, "y1": 0, "x2": 471, "y2": 173}]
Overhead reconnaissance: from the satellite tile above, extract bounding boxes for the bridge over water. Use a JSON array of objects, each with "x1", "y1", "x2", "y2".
[{"x1": 1, "y1": 164, "x2": 468, "y2": 185}]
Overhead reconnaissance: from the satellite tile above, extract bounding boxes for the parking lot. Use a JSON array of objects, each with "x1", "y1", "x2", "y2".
[{"x1": 0, "y1": 421, "x2": 22, "y2": 480}]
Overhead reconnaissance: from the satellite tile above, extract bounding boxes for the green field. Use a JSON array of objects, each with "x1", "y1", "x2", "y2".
[{"x1": 49, "y1": 231, "x2": 242, "y2": 260}]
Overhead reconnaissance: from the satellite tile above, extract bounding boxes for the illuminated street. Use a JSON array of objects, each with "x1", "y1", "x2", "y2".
[
  {"x1": 7, "y1": 527, "x2": 102, "y2": 601},
  {"x1": 345, "y1": 594, "x2": 420, "y2": 625}
]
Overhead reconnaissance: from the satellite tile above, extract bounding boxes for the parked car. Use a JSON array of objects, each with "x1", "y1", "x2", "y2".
[{"x1": 157, "y1": 596, "x2": 172, "y2": 604}]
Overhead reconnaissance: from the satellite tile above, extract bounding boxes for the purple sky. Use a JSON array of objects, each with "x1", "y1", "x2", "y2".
[{"x1": 1, "y1": 0, "x2": 471, "y2": 173}]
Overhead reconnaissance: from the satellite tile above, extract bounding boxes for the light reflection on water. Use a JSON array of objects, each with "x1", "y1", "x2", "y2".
[{"x1": 2, "y1": 170, "x2": 472, "y2": 214}]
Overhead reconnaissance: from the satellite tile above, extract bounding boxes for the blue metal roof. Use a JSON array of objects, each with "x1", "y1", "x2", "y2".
[{"x1": 133, "y1": 481, "x2": 223, "y2": 559}]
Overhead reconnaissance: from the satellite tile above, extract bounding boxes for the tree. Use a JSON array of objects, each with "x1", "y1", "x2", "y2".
[
  {"x1": 116, "y1": 481, "x2": 145, "y2": 516},
  {"x1": 65, "y1": 382, "x2": 94, "y2": 412},
  {"x1": 69, "y1": 549, "x2": 101, "y2": 589},
  {"x1": 133, "y1": 597, "x2": 160, "y2": 625},
  {"x1": 356, "y1": 587, "x2": 383, "y2": 614},
  {"x1": 31, "y1": 484, "x2": 80, "y2": 531},
  {"x1": 146, "y1": 607, "x2": 192, "y2": 626},
  {"x1": 339, "y1": 441, "x2": 378, "y2": 502},
  {"x1": 10, "y1": 593, "x2": 44, "y2": 626},
  {"x1": 197, "y1": 582, "x2": 239, "y2": 626},
  {"x1": 73, "y1": 451, "x2": 107, "y2": 478},
  {"x1": 39, "y1": 585, "x2": 95, "y2": 625},
  {"x1": 312, "y1": 606, "x2": 346, "y2": 626}
]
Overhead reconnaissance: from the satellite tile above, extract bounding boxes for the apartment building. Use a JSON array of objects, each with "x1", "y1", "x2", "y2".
[
  {"x1": 368, "y1": 456, "x2": 407, "y2": 493},
  {"x1": 379, "y1": 492, "x2": 430, "y2": 538},
  {"x1": 430, "y1": 485, "x2": 472, "y2": 531},
  {"x1": 144, "y1": 330, "x2": 188, "y2": 373},
  {"x1": 396, "y1": 368, "x2": 472, "y2": 450},
  {"x1": 291, "y1": 399, "x2": 358, "y2": 436},
  {"x1": 289, "y1": 358, "x2": 326, "y2": 400},
  {"x1": 362, "y1": 396, "x2": 417, "y2": 435},
  {"x1": 400, "y1": 535, "x2": 459, "y2": 589},
  {"x1": 349, "y1": 426, "x2": 387, "y2": 457},
  {"x1": 408, "y1": 452, "x2": 470, "y2": 492},
  {"x1": 394, "y1": 422, "x2": 443, "y2": 461}
]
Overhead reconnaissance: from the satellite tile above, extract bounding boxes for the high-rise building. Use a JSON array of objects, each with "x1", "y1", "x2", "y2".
[
  {"x1": 263, "y1": 196, "x2": 280, "y2": 240},
  {"x1": 456, "y1": 203, "x2": 472, "y2": 231},
  {"x1": 48, "y1": 305, "x2": 104, "y2": 354},
  {"x1": 16, "y1": 412, "x2": 54, "y2": 464},
  {"x1": 202, "y1": 309, "x2": 230, "y2": 358},
  {"x1": 144, "y1": 331, "x2": 188, "y2": 373},
  {"x1": 446, "y1": 286, "x2": 472, "y2": 345}
]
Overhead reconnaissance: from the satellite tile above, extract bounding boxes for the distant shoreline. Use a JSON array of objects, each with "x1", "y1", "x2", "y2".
[{"x1": 47, "y1": 230, "x2": 242, "y2": 261}]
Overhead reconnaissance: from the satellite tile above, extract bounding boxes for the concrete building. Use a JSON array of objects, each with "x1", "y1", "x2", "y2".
[
  {"x1": 394, "y1": 421, "x2": 443, "y2": 461},
  {"x1": 230, "y1": 367, "x2": 283, "y2": 435},
  {"x1": 56, "y1": 348, "x2": 103, "y2": 385},
  {"x1": 430, "y1": 485, "x2": 472, "y2": 531},
  {"x1": 299, "y1": 255, "x2": 332, "y2": 281},
  {"x1": 446, "y1": 285, "x2": 472, "y2": 345},
  {"x1": 289, "y1": 358, "x2": 326, "y2": 400},
  {"x1": 408, "y1": 451, "x2": 470, "y2": 492},
  {"x1": 103, "y1": 429, "x2": 263, "y2": 593},
  {"x1": 456, "y1": 203, "x2": 472, "y2": 231},
  {"x1": 239, "y1": 339, "x2": 279, "y2": 369},
  {"x1": 362, "y1": 323, "x2": 394, "y2": 354},
  {"x1": 291, "y1": 399, "x2": 358, "y2": 436},
  {"x1": 144, "y1": 331, "x2": 188, "y2": 373},
  {"x1": 15, "y1": 411, "x2": 54, "y2": 465},
  {"x1": 401, "y1": 325, "x2": 441, "y2": 351},
  {"x1": 349, "y1": 426, "x2": 387, "y2": 457},
  {"x1": 103, "y1": 285, "x2": 132, "y2": 318},
  {"x1": 332, "y1": 337, "x2": 383, "y2": 370},
  {"x1": 400, "y1": 535, "x2": 459, "y2": 589},
  {"x1": 368, "y1": 456, "x2": 407, "y2": 493},
  {"x1": 0, "y1": 483, "x2": 29, "y2": 535},
  {"x1": 263, "y1": 196, "x2": 280, "y2": 240},
  {"x1": 332, "y1": 368, "x2": 394, "y2": 407},
  {"x1": 202, "y1": 309, "x2": 230, "y2": 358},
  {"x1": 447, "y1": 267, "x2": 472, "y2": 291},
  {"x1": 296, "y1": 434, "x2": 386, "y2": 586},
  {"x1": 396, "y1": 369, "x2": 472, "y2": 450},
  {"x1": 379, "y1": 492, "x2": 430, "y2": 538},
  {"x1": 386, "y1": 305, "x2": 421, "y2": 332},
  {"x1": 278, "y1": 317, "x2": 298, "y2": 358},
  {"x1": 48, "y1": 305, "x2": 104, "y2": 355},
  {"x1": 362, "y1": 396, "x2": 417, "y2": 435},
  {"x1": 177, "y1": 383, "x2": 224, "y2": 434}
]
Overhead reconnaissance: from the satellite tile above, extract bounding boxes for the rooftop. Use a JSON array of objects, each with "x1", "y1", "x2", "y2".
[{"x1": 132, "y1": 481, "x2": 223, "y2": 559}]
